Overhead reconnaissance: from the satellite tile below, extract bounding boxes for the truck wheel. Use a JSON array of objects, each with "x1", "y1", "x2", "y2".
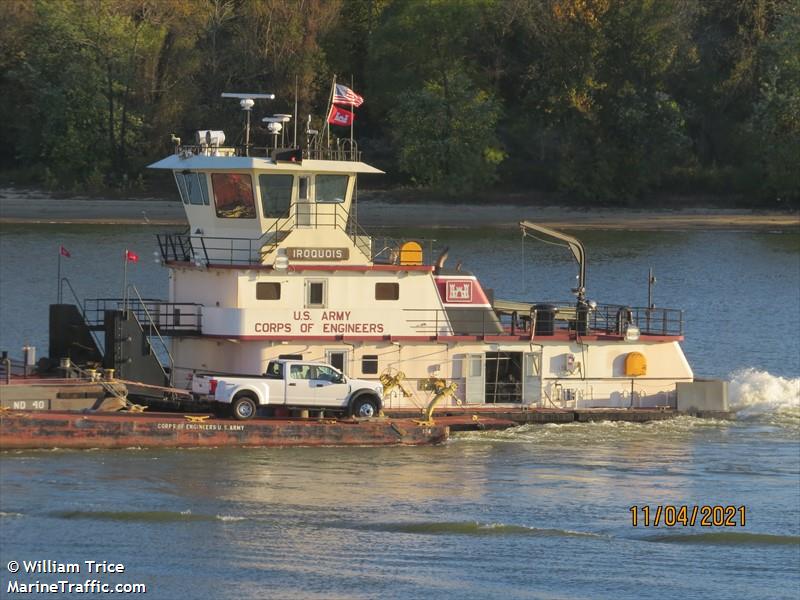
[
  {"x1": 231, "y1": 395, "x2": 257, "y2": 420},
  {"x1": 351, "y1": 395, "x2": 379, "y2": 418}
]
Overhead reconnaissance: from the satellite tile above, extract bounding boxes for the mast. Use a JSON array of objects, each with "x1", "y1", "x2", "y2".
[
  {"x1": 324, "y1": 75, "x2": 336, "y2": 150},
  {"x1": 293, "y1": 76, "x2": 298, "y2": 147}
]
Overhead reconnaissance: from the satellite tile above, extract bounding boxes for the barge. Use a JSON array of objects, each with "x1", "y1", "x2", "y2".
[{"x1": 0, "y1": 410, "x2": 448, "y2": 450}]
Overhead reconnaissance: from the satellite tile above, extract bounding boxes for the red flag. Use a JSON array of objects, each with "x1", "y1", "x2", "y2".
[
  {"x1": 327, "y1": 104, "x2": 354, "y2": 127},
  {"x1": 125, "y1": 250, "x2": 139, "y2": 263},
  {"x1": 60, "y1": 245, "x2": 71, "y2": 258},
  {"x1": 333, "y1": 84, "x2": 364, "y2": 107}
]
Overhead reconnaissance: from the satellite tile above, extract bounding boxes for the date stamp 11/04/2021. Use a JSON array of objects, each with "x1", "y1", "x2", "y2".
[{"x1": 629, "y1": 505, "x2": 747, "y2": 527}]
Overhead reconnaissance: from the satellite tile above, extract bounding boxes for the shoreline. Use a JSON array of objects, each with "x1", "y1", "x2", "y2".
[{"x1": 1, "y1": 188, "x2": 798, "y2": 230}]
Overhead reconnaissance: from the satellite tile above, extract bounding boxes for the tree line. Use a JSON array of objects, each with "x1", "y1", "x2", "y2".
[{"x1": 0, "y1": 0, "x2": 797, "y2": 204}]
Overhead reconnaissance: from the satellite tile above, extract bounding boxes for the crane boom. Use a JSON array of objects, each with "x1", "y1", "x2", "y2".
[{"x1": 519, "y1": 220, "x2": 587, "y2": 301}]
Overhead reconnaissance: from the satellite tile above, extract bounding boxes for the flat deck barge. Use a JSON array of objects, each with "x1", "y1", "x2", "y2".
[{"x1": 0, "y1": 410, "x2": 448, "y2": 450}]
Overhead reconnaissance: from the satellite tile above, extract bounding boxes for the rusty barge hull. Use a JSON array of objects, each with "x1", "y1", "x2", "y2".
[{"x1": 0, "y1": 411, "x2": 448, "y2": 450}]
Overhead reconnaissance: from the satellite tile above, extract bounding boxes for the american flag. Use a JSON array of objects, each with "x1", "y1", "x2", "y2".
[{"x1": 333, "y1": 84, "x2": 364, "y2": 107}]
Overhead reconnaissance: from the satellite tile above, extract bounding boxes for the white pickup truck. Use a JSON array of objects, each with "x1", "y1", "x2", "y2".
[{"x1": 191, "y1": 359, "x2": 384, "y2": 420}]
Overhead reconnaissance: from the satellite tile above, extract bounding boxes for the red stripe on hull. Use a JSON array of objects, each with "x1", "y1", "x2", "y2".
[
  {"x1": 165, "y1": 261, "x2": 433, "y2": 273},
  {"x1": 198, "y1": 333, "x2": 683, "y2": 343}
]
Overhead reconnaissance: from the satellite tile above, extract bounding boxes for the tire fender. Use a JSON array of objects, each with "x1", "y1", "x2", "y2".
[
  {"x1": 349, "y1": 391, "x2": 382, "y2": 413},
  {"x1": 229, "y1": 385, "x2": 266, "y2": 406}
]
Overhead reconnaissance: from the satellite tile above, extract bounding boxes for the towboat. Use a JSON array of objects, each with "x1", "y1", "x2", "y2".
[{"x1": 44, "y1": 92, "x2": 725, "y2": 414}]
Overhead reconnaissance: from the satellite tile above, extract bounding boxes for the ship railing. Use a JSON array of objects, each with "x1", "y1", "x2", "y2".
[
  {"x1": 493, "y1": 302, "x2": 684, "y2": 337},
  {"x1": 58, "y1": 276, "x2": 105, "y2": 352},
  {"x1": 173, "y1": 141, "x2": 361, "y2": 162},
  {"x1": 157, "y1": 231, "x2": 265, "y2": 265},
  {"x1": 158, "y1": 203, "x2": 435, "y2": 266},
  {"x1": 125, "y1": 285, "x2": 177, "y2": 387},
  {"x1": 589, "y1": 303, "x2": 683, "y2": 336},
  {"x1": 403, "y1": 303, "x2": 683, "y2": 337},
  {"x1": 303, "y1": 143, "x2": 361, "y2": 162},
  {"x1": 403, "y1": 309, "x2": 503, "y2": 336},
  {"x1": 83, "y1": 298, "x2": 202, "y2": 335},
  {"x1": 0, "y1": 355, "x2": 33, "y2": 382}
]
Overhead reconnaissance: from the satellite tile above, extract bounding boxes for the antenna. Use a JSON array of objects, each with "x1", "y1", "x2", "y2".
[
  {"x1": 262, "y1": 114, "x2": 292, "y2": 149},
  {"x1": 221, "y1": 92, "x2": 275, "y2": 155},
  {"x1": 293, "y1": 76, "x2": 298, "y2": 147}
]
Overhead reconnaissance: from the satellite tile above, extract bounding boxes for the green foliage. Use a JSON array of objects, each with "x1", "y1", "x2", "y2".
[
  {"x1": 391, "y1": 72, "x2": 503, "y2": 193},
  {"x1": 496, "y1": 0, "x2": 694, "y2": 200},
  {"x1": 0, "y1": 0, "x2": 796, "y2": 203},
  {"x1": 749, "y1": 3, "x2": 800, "y2": 201},
  {"x1": 368, "y1": 0, "x2": 503, "y2": 192}
]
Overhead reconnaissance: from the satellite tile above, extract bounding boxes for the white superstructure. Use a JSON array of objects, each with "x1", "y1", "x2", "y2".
[{"x1": 145, "y1": 103, "x2": 693, "y2": 411}]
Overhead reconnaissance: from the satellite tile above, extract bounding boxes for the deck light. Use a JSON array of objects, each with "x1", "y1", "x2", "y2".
[{"x1": 274, "y1": 256, "x2": 289, "y2": 271}]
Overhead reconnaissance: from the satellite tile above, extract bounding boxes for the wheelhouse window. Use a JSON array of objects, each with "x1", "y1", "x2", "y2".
[
  {"x1": 174, "y1": 172, "x2": 209, "y2": 205},
  {"x1": 315, "y1": 175, "x2": 348, "y2": 203},
  {"x1": 186, "y1": 172, "x2": 209, "y2": 205},
  {"x1": 375, "y1": 282, "x2": 399, "y2": 300},
  {"x1": 211, "y1": 173, "x2": 256, "y2": 218},
  {"x1": 362, "y1": 355, "x2": 378, "y2": 375},
  {"x1": 259, "y1": 174, "x2": 293, "y2": 218},
  {"x1": 174, "y1": 172, "x2": 189, "y2": 204},
  {"x1": 306, "y1": 280, "x2": 326, "y2": 308},
  {"x1": 256, "y1": 282, "x2": 281, "y2": 300}
]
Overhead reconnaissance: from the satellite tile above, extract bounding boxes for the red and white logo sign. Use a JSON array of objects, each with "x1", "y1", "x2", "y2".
[{"x1": 446, "y1": 280, "x2": 473, "y2": 303}]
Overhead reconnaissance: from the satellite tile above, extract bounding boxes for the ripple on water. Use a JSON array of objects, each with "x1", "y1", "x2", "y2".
[
  {"x1": 355, "y1": 520, "x2": 606, "y2": 538},
  {"x1": 50, "y1": 510, "x2": 249, "y2": 523},
  {"x1": 640, "y1": 531, "x2": 800, "y2": 547}
]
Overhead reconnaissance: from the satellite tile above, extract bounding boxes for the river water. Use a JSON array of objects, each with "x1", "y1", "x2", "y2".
[{"x1": 0, "y1": 224, "x2": 798, "y2": 599}]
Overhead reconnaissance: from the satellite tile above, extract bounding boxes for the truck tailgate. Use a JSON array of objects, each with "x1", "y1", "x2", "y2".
[{"x1": 192, "y1": 375, "x2": 212, "y2": 396}]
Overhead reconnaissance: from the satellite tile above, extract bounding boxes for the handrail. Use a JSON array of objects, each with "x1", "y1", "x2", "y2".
[
  {"x1": 126, "y1": 285, "x2": 175, "y2": 387},
  {"x1": 403, "y1": 303, "x2": 683, "y2": 337},
  {"x1": 173, "y1": 141, "x2": 362, "y2": 162},
  {"x1": 59, "y1": 277, "x2": 104, "y2": 354},
  {"x1": 157, "y1": 200, "x2": 430, "y2": 266}
]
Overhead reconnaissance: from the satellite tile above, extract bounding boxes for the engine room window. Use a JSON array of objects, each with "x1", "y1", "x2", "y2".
[
  {"x1": 315, "y1": 175, "x2": 348, "y2": 203},
  {"x1": 211, "y1": 173, "x2": 256, "y2": 218},
  {"x1": 362, "y1": 355, "x2": 378, "y2": 375},
  {"x1": 375, "y1": 282, "x2": 399, "y2": 300},
  {"x1": 259, "y1": 174, "x2": 293, "y2": 218},
  {"x1": 256, "y1": 282, "x2": 281, "y2": 300}
]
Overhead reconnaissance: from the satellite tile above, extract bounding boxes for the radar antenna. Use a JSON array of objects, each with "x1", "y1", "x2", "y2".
[
  {"x1": 261, "y1": 114, "x2": 292, "y2": 149},
  {"x1": 220, "y1": 92, "x2": 275, "y2": 155}
]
